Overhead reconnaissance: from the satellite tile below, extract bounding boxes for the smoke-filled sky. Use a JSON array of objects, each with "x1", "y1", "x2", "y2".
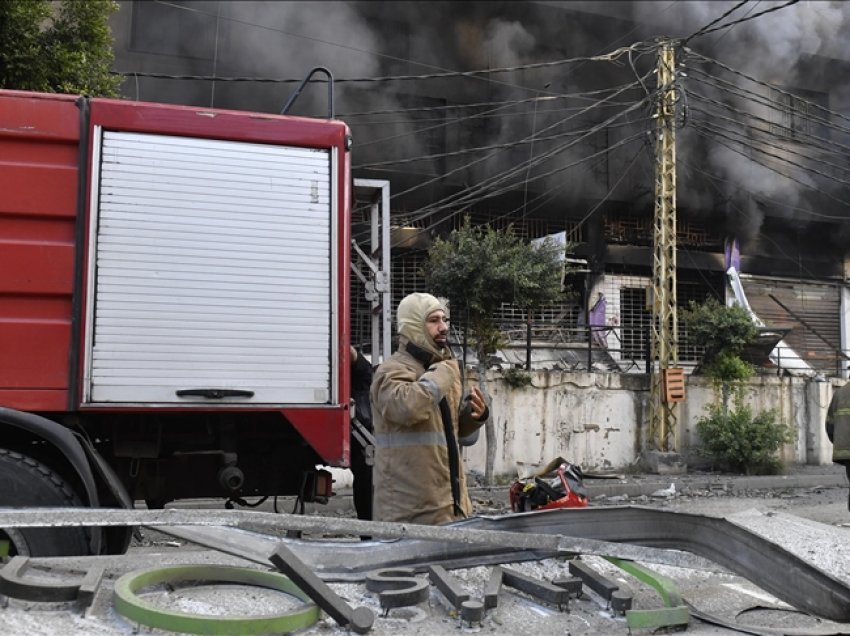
[{"x1": 118, "y1": 1, "x2": 850, "y2": 246}]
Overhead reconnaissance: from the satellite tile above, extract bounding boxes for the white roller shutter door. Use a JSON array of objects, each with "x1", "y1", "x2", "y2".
[{"x1": 84, "y1": 130, "x2": 336, "y2": 405}]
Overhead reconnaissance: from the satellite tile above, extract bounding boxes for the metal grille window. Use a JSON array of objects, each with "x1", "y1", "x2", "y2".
[
  {"x1": 605, "y1": 213, "x2": 721, "y2": 249},
  {"x1": 769, "y1": 87, "x2": 828, "y2": 141},
  {"x1": 491, "y1": 302, "x2": 581, "y2": 343},
  {"x1": 620, "y1": 287, "x2": 650, "y2": 360},
  {"x1": 618, "y1": 279, "x2": 718, "y2": 364}
]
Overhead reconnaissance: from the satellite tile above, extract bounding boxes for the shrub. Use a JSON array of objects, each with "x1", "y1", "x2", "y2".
[
  {"x1": 702, "y1": 351, "x2": 754, "y2": 383},
  {"x1": 696, "y1": 404, "x2": 794, "y2": 474},
  {"x1": 683, "y1": 298, "x2": 789, "y2": 474},
  {"x1": 501, "y1": 368, "x2": 533, "y2": 389}
]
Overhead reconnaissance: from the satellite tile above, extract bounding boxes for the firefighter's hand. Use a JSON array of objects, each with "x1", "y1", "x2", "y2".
[{"x1": 468, "y1": 386, "x2": 487, "y2": 420}]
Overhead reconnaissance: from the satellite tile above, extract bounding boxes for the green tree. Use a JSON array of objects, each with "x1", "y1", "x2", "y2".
[
  {"x1": 425, "y1": 218, "x2": 566, "y2": 360},
  {"x1": 0, "y1": 0, "x2": 121, "y2": 96},
  {"x1": 682, "y1": 297, "x2": 792, "y2": 473},
  {"x1": 423, "y1": 217, "x2": 568, "y2": 483},
  {"x1": 681, "y1": 297, "x2": 758, "y2": 376}
]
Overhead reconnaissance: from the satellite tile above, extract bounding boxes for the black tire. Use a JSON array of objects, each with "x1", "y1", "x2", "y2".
[{"x1": 0, "y1": 449, "x2": 90, "y2": 556}]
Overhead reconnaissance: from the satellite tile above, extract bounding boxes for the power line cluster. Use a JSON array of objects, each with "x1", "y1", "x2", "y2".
[
  {"x1": 682, "y1": 49, "x2": 850, "y2": 220},
  {"x1": 135, "y1": 0, "x2": 844, "y2": 277},
  {"x1": 348, "y1": 39, "x2": 662, "y2": 247},
  {"x1": 684, "y1": 0, "x2": 802, "y2": 44},
  {"x1": 352, "y1": 32, "x2": 850, "y2": 256},
  {"x1": 377, "y1": 83, "x2": 656, "y2": 243}
]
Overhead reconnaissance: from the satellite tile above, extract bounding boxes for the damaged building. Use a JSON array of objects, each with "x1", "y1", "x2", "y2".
[{"x1": 109, "y1": 1, "x2": 850, "y2": 378}]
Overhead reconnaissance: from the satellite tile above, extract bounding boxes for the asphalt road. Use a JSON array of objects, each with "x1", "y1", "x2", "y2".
[{"x1": 1, "y1": 470, "x2": 848, "y2": 635}]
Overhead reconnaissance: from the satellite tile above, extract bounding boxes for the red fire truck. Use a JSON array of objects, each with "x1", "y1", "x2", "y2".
[{"x1": 0, "y1": 88, "x2": 356, "y2": 556}]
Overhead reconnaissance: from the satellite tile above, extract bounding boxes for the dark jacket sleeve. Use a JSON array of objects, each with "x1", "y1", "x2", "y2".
[{"x1": 351, "y1": 353, "x2": 374, "y2": 430}]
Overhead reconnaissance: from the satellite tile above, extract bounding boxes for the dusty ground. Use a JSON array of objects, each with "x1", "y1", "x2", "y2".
[{"x1": 1, "y1": 471, "x2": 848, "y2": 635}]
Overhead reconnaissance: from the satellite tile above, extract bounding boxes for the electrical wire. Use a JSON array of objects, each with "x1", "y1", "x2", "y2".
[
  {"x1": 628, "y1": 42, "x2": 656, "y2": 98},
  {"x1": 354, "y1": 118, "x2": 643, "y2": 169},
  {"x1": 689, "y1": 123, "x2": 850, "y2": 212},
  {"x1": 382, "y1": 114, "x2": 649, "y2": 240},
  {"x1": 353, "y1": 126, "x2": 647, "y2": 246},
  {"x1": 433, "y1": 130, "x2": 647, "y2": 223},
  {"x1": 356, "y1": 73, "x2": 650, "y2": 149},
  {"x1": 682, "y1": 154, "x2": 848, "y2": 223},
  {"x1": 685, "y1": 66, "x2": 850, "y2": 140},
  {"x1": 344, "y1": 97, "x2": 633, "y2": 128},
  {"x1": 492, "y1": 140, "x2": 648, "y2": 234},
  {"x1": 684, "y1": 82, "x2": 850, "y2": 157},
  {"x1": 684, "y1": 0, "x2": 751, "y2": 44},
  {"x1": 709, "y1": 1, "x2": 762, "y2": 47},
  {"x1": 383, "y1": 83, "x2": 845, "y2": 263},
  {"x1": 686, "y1": 100, "x2": 850, "y2": 178},
  {"x1": 340, "y1": 82, "x2": 634, "y2": 117},
  {"x1": 690, "y1": 113, "x2": 850, "y2": 188},
  {"x1": 373, "y1": 130, "x2": 648, "y2": 249},
  {"x1": 384, "y1": 77, "x2": 658, "y2": 223},
  {"x1": 393, "y1": 116, "x2": 651, "y2": 236},
  {"x1": 687, "y1": 50, "x2": 850, "y2": 128},
  {"x1": 143, "y1": 1, "x2": 643, "y2": 99},
  {"x1": 113, "y1": 52, "x2": 643, "y2": 86},
  {"x1": 354, "y1": 96, "x2": 536, "y2": 148},
  {"x1": 681, "y1": 158, "x2": 823, "y2": 279},
  {"x1": 683, "y1": 0, "x2": 801, "y2": 44}
]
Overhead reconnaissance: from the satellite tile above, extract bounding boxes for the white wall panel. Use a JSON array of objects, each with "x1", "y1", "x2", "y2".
[{"x1": 85, "y1": 131, "x2": 335, "y2": 404}]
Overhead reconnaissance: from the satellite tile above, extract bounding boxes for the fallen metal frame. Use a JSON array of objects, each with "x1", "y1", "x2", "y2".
[
  {"x1": 112, "y1": 564, "x2": 320, "y2": 634},
  {"x1": 1, "y1": 506, "x2": 849, "y2": 622},
  {"x1": 605, "y1": 557, "x2": 689, "y2": 631},
  {"x1": 0, "y1": 556, "x2": 103, "y2": 605}
]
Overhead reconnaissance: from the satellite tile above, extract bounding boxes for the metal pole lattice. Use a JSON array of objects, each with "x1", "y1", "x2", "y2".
[{"x1": 649, "y1": 41, "x2": 679, "y2": 452}]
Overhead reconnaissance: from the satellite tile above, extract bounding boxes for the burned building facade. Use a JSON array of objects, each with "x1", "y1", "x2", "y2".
[{"x1": 109, "y1": 1, "x2": 850, "y2": 376}]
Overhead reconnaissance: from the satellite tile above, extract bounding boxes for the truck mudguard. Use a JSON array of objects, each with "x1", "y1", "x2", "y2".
[{"x1": 0, "y1": 407, "x2": 132, "y2": 553}]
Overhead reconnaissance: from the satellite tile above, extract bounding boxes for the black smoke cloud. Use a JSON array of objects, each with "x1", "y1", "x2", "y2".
[{"x1": 141, "y1": 1, "x2": 850, "y2": 243}]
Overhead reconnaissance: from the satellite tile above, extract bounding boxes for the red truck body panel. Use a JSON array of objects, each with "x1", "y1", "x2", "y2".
[
  {"x1": 0, "y1": 92, "x2": 80, "y2": 411},
  {"x1": 0, "y1": 90, "x2": 352, "y2": 465}
]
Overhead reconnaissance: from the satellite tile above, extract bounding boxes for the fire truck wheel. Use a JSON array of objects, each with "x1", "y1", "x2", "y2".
[{"x1": 0, "y1": 449, "x2": 90, "y2": 557}]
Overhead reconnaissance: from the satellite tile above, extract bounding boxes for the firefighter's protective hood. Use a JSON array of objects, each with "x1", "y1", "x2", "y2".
[{"x1": 396, "y1": 292, "x2": 449, "y2": 358}]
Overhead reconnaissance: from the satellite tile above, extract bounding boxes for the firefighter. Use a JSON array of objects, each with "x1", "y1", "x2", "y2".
[
  {"x1": 370, "y1": 293, "x2": 489, "y2": 525},
  {"x1": 825, "y1": 381, "x2": 850, "y2": 510}
]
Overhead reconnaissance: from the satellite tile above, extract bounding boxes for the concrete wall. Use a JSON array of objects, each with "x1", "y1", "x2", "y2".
[{"x1": 461, "y1": 371, "x2": 838, "y2": 481}]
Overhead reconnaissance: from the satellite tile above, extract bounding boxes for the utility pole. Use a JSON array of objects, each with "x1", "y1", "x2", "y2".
[{"x1": 648, "y1": 39, "x2": 685, "y2": 455}]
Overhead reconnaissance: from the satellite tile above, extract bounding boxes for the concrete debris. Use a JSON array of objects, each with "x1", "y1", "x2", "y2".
[{"x1": 651, "y1": 483, "x2": 677, "y2": 498}]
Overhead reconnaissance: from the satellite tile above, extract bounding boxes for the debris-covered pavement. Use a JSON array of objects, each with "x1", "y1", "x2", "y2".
[{"x1": 1, "y1": 464, "x2": 848, "y2": 635}]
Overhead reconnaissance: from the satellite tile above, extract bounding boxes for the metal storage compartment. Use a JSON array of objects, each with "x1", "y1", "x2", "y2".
[{"x1": 83, "y1": 130, "x2": 336, "y2": 405}]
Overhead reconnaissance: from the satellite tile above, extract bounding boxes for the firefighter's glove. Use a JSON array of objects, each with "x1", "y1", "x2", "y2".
[
  {"x1": 419, "y1": 359, "x2": 460, "y2": 404},
  {"x1": 462, "y1": 386, "x2": 489, "y2": 421}
]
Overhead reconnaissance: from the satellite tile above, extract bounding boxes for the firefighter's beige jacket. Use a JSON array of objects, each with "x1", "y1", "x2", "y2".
[{"x1": 371, "y1": 338, "x2": 486, "y2": 524}]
